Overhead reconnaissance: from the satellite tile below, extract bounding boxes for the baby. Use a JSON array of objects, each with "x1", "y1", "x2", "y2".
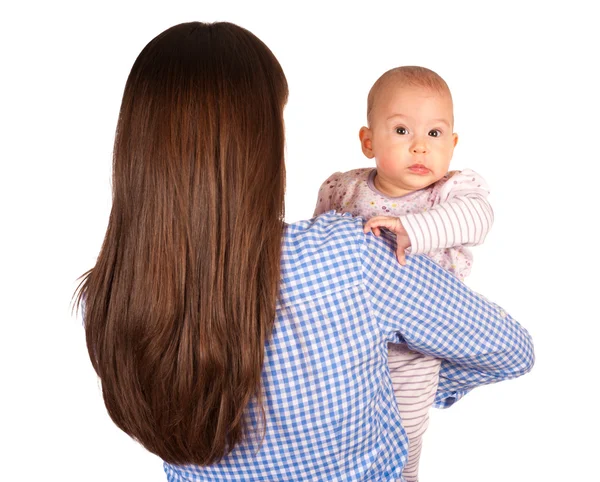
[{"x1": 313, "y1": 66, "x2": 494, "y2": 481}]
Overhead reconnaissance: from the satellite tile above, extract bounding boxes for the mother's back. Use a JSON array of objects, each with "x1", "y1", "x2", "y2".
[{"x1": 164, "y1": 213, "x2": 409, "y2": 481}]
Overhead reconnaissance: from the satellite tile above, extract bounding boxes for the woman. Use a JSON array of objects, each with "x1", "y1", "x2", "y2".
[{"x1": 76, "y1": 21, "x2": 534, "y2": 481}]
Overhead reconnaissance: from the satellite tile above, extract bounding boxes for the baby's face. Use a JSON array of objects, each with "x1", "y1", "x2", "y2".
[{"x1": 365, "y1": 85, "x2": 458, "y2": 196}]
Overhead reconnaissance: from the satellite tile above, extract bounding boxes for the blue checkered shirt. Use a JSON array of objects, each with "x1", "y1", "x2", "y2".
[{"x1": 164, "y1": 212, "x2": 534, "y2": 481}]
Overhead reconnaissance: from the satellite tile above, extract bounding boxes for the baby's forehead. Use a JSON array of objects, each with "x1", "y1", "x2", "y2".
[
  {"x1": 379, "y1": 81, "x2": 450, "y2": 102},
  {"x1": 366, "y1": 67, "x2": 454, "y2": 125},
  {"x1": 369, "y1": 81, "x2": 454, "y2": 126}
]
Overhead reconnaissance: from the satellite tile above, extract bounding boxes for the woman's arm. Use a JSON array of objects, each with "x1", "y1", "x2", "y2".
[{"x1": 361, "y1": 229, "x2": 534, "y2": 407}]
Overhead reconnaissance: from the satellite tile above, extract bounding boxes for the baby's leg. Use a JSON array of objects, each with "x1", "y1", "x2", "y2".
[{"x1": 388, "y1": 343, "x2": 441, "y2": 482}]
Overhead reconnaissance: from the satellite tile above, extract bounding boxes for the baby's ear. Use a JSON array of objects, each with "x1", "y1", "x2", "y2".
[
  {"x1": 452, "y1": 132, "x2": 459, "y2": 147},
  {"x1": 359, "y1": 126, "x2": 374, "y2": 159}
]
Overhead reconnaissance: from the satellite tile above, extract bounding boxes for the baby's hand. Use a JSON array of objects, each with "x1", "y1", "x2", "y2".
[{"x1": 363, "y1": 216, "x2": 412, "y2": 265}]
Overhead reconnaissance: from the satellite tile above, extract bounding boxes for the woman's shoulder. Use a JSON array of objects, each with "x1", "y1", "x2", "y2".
[
  {"x1": 279, "y1": 212, "x2": 366, "y2": 306},
  {"x1": 282, "y1": 211, "x2": 399, "y2": 273},
  {"x1": 287, "y1": 210, "x2": 363, "y2": 233},
  {"x1": 283, "y1": 212, "x2": 365, "y2": 262}
]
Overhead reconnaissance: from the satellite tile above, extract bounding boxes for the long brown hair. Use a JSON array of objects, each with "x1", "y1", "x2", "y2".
[{"x1": 74, "y1": 22, "x2": 288, "y2": 465}]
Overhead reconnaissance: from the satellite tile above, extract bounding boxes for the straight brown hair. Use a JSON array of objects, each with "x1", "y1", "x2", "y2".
[{"x1": 74, "y1": 21, "x2": 288, "y2": 465}]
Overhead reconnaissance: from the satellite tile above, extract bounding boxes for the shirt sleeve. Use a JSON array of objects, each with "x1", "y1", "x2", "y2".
[
  {"x1": 313, "y1": 172, "x2": 342, "y2": 217},
  {"x1": 360, "y1": 229, "x2": 535, "y2": 408},
  {"x1": 400, "y1": 169, "x2": 495, "y2": 254}
]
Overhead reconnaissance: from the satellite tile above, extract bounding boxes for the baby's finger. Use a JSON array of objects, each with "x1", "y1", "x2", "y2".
[
  {"x1": 363, "y1": 225, "x2": 382, "y2": 236},
  {"x1": 364, "y1": 218, "x2": 380, "y2": 234},
  {"x1": 375, "y1": 216, "x2": 400, "y2": 229},
  {"x1": 364, "y1": 219, "x2": 383, "y2": 235},
  {"x1": 396, "y1": 249, "x2": 406, "y2": 266}
]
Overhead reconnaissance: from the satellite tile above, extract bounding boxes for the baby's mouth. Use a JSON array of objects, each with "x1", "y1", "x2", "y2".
[{"x1": 408, "y1": 164, "x2": 430, "y2": 175}]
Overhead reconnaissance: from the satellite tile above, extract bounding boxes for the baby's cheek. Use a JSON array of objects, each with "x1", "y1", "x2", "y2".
[{"x1": 375, "y1": 151, "x2": 403, "y2": 176}]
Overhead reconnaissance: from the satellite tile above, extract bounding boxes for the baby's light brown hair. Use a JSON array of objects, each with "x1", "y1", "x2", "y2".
[{"x1": 367, "y1": 66, "x2": 453, "y2": 126}]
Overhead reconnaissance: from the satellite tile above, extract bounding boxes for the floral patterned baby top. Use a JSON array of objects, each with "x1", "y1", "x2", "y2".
[{"x1": 313, "y1": 168, "x2": 494, "y2": 280}]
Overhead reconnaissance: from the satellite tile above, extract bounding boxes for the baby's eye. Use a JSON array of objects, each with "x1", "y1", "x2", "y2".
[
  {"x1": 395, "y1": 127, "x2": 408, "y2": 135},
  {"x1": 428, "y1": 129, "x2": 442, "y2": 137}
]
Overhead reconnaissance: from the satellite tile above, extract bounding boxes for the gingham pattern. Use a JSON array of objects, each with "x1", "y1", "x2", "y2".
[{"x1": 164, "y1": 212, "x2": 534, "y2": 481}]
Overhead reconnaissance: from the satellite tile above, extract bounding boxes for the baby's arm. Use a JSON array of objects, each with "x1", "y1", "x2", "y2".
[
  {"x1": 402, "y1": 169, "x2": 494, "y2": 254},
  {"x1": 365, "y1": 169, "x2": 493, "y2": 257}
]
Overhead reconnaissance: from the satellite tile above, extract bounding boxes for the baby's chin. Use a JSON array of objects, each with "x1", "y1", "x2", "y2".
[
  {"x1": 399, "y1": 172, "x2": 444, "y2": 191},
  {"x1": 375, "y1": 176, "x2": 436, "y2": 198}
]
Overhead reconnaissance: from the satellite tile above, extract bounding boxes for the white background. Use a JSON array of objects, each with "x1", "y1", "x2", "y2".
[{"x1": 1, "y1": 1, "x2": 598, "y2": 480}]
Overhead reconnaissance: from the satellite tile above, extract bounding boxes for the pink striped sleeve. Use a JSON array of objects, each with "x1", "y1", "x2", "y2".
[{"x1": 401, "y1": 169, "x2": 494, "y2": 254}]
